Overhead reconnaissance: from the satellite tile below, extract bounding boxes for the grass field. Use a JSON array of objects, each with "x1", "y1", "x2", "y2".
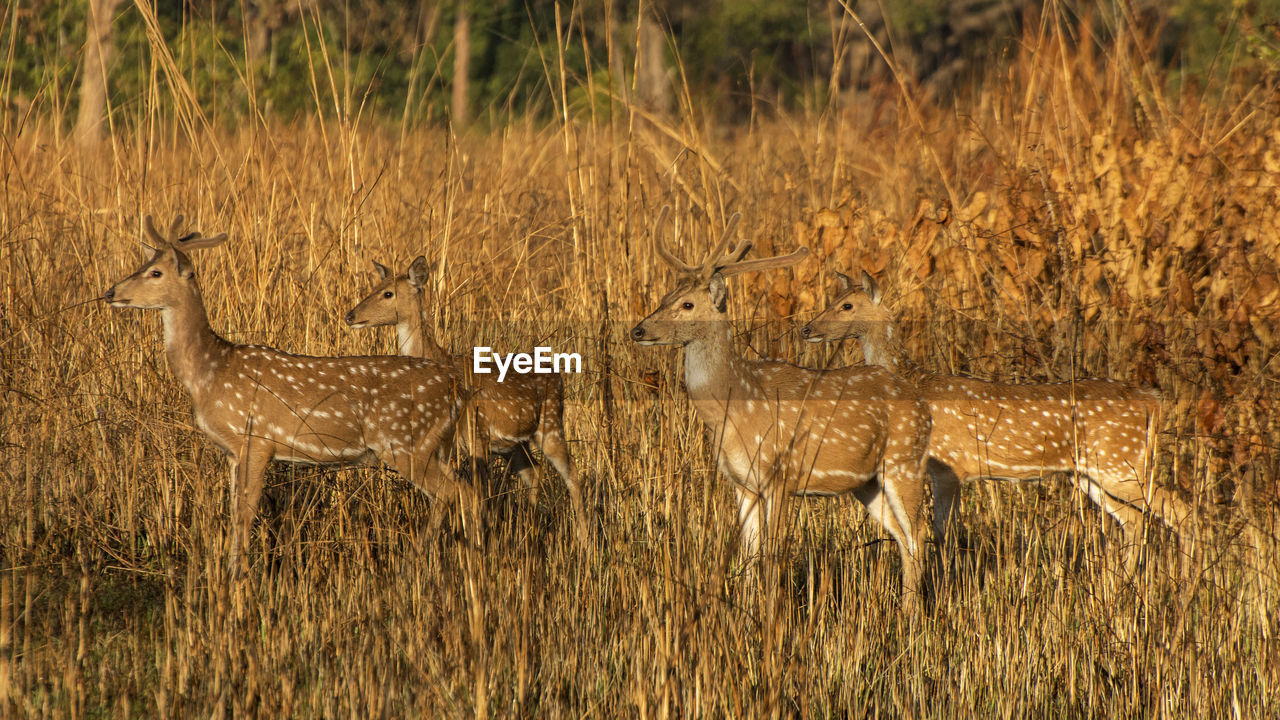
[{"x1": 3, "y1": 15, "x2": 1279, "y2": 718}]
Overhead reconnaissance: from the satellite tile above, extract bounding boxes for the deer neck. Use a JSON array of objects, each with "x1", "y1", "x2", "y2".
[
  {"x1": 862, "y1": 320, "x2": 905, "y2": 371},
  {"x1": 160, "y1": 283, "x2": 229, "y2": 399},
  {"x1": 399, "y1": 289, "x2": 451, "y2": 362},
  {"x1": 682, "y1": 319, "x2": 758, "y2": 424}
]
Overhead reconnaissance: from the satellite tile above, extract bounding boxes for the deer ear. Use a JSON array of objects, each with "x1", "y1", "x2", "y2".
[
  {"x1": 835, "y1": 271, "x2": 853, "y2": 293},
  {"x1": 407, "y1": 255, "x2": 432, "y2": 288},
  {"x1": 708, "y1": 273, "x2": 728, "y2": 311},
  {"x1": 171, "y1": 246, "x2": 196, "y2": 279},
  {"x1": 861, "y1": 270, "x2": 881, "y2": 304},
  {"x1": 372, "y1": 261, "x2": 390, "y2": 281}
]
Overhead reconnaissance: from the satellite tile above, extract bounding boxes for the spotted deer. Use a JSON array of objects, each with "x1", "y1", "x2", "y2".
[
  {"x1": 800, "y1": 270, "x2": 1191, "y2": 554},
  {"x1": 630, "y1": 209, "x2": 934, "y2": 609},
  {"x1": 344, "y1": 256, "x2": 583, "y2": 523},
  {"x1": 105, "y1": 215, "x2": 472, "y2": 572}
]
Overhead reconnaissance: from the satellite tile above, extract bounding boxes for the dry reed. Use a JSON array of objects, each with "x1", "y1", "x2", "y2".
[{"x1": 1, "y1": 11, "x2": 1278, "y2": 719}]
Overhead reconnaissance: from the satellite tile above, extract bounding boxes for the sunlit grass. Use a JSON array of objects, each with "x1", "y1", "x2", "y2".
[{"x1": 2, "y1": 10, "x2": 1278, "y2": 718}]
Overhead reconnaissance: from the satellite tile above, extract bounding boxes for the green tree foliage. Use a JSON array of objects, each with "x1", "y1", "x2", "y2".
[{"x1": 1, "y1": 0, "x2": 1276, "y2": 129}]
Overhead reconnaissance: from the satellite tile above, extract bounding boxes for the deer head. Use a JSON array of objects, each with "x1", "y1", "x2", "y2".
[
  {"x1": 799, "y1": 269, "x2": 890, "y2": 343},
  {"x1": 345, "y1": 255, "x2": 433, "y2": 329},
  {"x1": 630, "y1": 207, "x2": 808, "y2": 346},
  {"x1": 105, "y1": 214, "x2": 229, "y2": 309}
]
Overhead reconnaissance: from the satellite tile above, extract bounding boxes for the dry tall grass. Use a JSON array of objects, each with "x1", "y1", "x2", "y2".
[{"x1": 2, "y1": 15, "x2": 1279, "y2": 719}]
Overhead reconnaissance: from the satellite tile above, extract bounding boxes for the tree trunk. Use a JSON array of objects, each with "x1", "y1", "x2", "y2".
[
  {"x1": 635, "y1": 11, "x2": 671, "y2": 115},
  {"x1": 451, "y1": 6, "x2": 471, "y2": 127},
  {"x1": 74, "y1": 0, "x2": 125, "y2": 146},
  {"x1": 245, "y1": 0, "x2": 291, "y2": 61}
]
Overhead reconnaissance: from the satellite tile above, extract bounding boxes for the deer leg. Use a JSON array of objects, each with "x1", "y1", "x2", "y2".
[
  {"x1": 535, "y1": 422, "x2": 584, "y2": 522},
  {"x1": 435, "y1": 456, "x2": 481, "y2": 538},
  {"x1": 1097, "y1": 476, "x2": 1177, "y2": 530},
  {"x1": 395, "y1": 414, "x2": 463, "y2": 499},
  {"x1": 879, "y1": 451, "x2": 929, "y2": 611},
  {"x1": 735, "y1": 486, "x2": 768, "y2": 560},
  {"x1": 1136, "y1": 480, "x2": 1192, "y2": 532},
  {"x1": 927, "y1": 458, "x2": 961, "y2": 546},
  {"x1": 1141, "y1": 481, "x2": 1196, "y2": 578},
  {"x1": 394, "y1": 415, "x2": 480, "y2": 536},
  {"x1": 535, "y1": 378, "x2": 582, "y2": 508},
  {"x1": 1099, "y1": 470, "x2": 1192, "y2": 565},
  {"x1": 850, "y1": 479, "x2": 904, "y2": 539},
  {"x1": 852, "y1": 477, "x2": 922, "y2": 611},
  {"x1": 504, "y1": 442, "x2": 540, "y2": 501},
  {"x1": 852, "y1": 477, "x2": 914, "y2": 590},
  {"x1": 534, "y1": 426, "x2": 576, "y2": 493},
  {"x1": 228, "y1": 441, "x2": 273, "y2": 579},
  {"x1": 452, "y1": 400, "x2": 488, "y2": 483},
  {"x1": 882, "y1": 465, "x2": 926, "y2": 558},
  {"x1": 1076, "y1": 474, "x2": 1149, "y2": 573},
  {"x1": 1137, "y1": 480, "x2": 1195, "y2": 578}
]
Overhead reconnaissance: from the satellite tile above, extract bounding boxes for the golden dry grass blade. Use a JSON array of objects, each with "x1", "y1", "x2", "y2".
[{"x1": 3, "y1": 13, "x2": 1278, "y2": 717}]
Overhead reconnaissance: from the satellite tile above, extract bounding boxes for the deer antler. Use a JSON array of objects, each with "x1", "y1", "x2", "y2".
[
  {"x1": 652, "y1": 206, "x2": 701, "y2": 275},
  {"x1": 143, "y1": 215, "x2": 167, "y2": 247},
  {"x1": 697, "y1": 212, "x2": 744, "y2": 279},
  {"x1": 144, "y1": 214, "x2": 229, "y2": 251},
  {"x1": 653, "y1": 208, "x2": 758, "y2": 278},
  {"x1": 715, "y1": 245, "x2": 809, "y2": 278}
]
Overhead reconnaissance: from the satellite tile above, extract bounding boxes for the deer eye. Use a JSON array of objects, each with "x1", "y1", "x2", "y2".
[
  {"x1": 383, "y1": 291, "x2": 394, "y2": 299},
  {"x1": 150, "y1": 270, "x2": 163, "y2": 278},
  {"x1": 681, "y1": 301, "x2": 695, "y2": 310},
  {"x1": 842, "y1": 302, "x2": 853, "y2": 311}
]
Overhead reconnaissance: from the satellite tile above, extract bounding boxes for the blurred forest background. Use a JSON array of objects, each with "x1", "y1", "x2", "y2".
[{"x1": 4, "y1": 0, "x2": 1279, "y2": 139}]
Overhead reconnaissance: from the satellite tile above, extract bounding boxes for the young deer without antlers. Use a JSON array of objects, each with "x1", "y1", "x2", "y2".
[
  {"x1": 344, "y1": 256, "x2": 583, "y2": 523},
  {"x1": 630, "y1": 209, "x2": 934, "y2": 609},
  {"x1": 105, "y1": 215, "x2": 472, "y2": 573},
  {"x1": 800, "y1": 270, "x2": 1191, "y2": 557}
]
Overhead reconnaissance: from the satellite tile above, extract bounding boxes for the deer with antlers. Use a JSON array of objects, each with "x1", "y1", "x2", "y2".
[
  {"x1": 105, "y1": 215, "x2": 473, "y2": 573},
  {"x1": 630, "y1": 209, "x2": 934, "y2": 609},
  {"x1": 344, "y1": 256, "x2": 584, "y2": 526},
  {"x1": 800, "y1": 270, "x2": 1191, "y2": 557}
]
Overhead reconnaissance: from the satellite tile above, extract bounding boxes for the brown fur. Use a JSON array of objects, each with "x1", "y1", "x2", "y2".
[
  {"x1": 801, "y1": 270, "x2": 1191, "y2": 549},
  {"x1": 633, "y1": 265, "x2": 932, "y2": 611},
  {"x1": 345, "y1": 257, "x2": 582, "y2": 524},
  {"x1": 105, "y1": 218, "x2": 470, "y2": 572}
]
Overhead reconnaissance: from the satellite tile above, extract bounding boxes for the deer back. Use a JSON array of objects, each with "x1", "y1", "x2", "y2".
[
  {"x1": 923, "y1": 375, "x2": 1161, "y2": 481},
  {"x1": 192, "y1": 346, "x2": 463, "y2": 464}
]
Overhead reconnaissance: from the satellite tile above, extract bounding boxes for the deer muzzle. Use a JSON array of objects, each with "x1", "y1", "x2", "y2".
[{"x1": 103, "y1": 285, "x2": 129, "y2": 307}]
